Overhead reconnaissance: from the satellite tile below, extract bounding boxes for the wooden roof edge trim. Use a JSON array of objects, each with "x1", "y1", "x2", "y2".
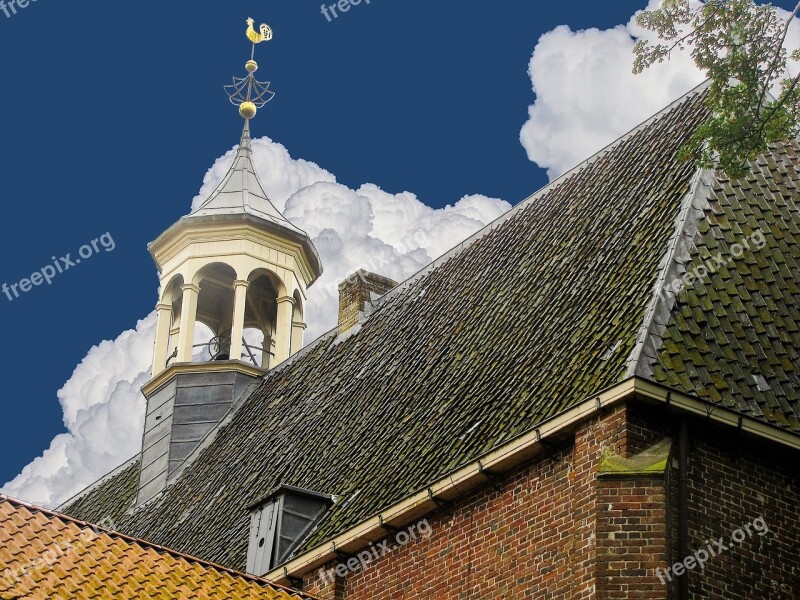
[
  {"x1": 267, "y1": 374, "x2": 800, "y2": 585},
  {"x1": 265, "y1": 377, "x2": 638, "y2": 584}
]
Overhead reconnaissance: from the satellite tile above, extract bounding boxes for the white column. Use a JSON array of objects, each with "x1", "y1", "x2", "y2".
[
  {"x1": 228, "y1": 280, "x2": 250, "y2": 363},
  {"x1": 176, "y1": 284, "x2": 200, "y2": 363},
  {"x1": 151, "y1": 302, "x2": 173, "y2": 377},
  {"x1": 291, "y1": 320, "x2": 306, "y2": 356},
  {"x1": 274, "y1": 296, "x2": 295, "y2": 365}
]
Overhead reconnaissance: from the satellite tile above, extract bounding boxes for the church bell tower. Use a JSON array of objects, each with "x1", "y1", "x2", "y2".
[{"x1": 136, "y1": 20, "x2": 322, "y2": 505}]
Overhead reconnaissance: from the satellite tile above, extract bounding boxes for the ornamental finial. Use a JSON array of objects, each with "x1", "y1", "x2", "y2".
[{"x1": 225, "y1": 18, "x2": 276, "y2": 121}]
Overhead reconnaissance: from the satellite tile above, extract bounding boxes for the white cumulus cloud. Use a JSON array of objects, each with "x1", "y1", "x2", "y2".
[
  {"x1": 520, "y1": 1, "x2": 704, "y2": 179},
  {"x1": 2, "y1": 315, "x2": 155, "y2": 506},
  {"x1": 2, "y1": 135, "x2": 509, "y2": 508},
  {"x1": 520, "y1": 1, "x2": 800, "y2": 180}
]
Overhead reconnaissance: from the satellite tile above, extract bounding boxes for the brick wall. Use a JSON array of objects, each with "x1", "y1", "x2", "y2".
[
  {"x1": 596, "y1": 477, "x2": 669, "y2": 599},
  {"x1": 303, "y1": 404, "x2": 672, "y2": 598},
  {"x1": 677, "y1": 422, "x2": 800, "y2": 599},
  {"x1": 300, "y1": 403, "x2": 799, "y2": 598}
]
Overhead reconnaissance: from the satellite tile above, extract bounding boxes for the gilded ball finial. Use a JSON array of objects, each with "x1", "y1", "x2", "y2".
[
  {"x1": 239, "y1": 101, "x2": 257, "y2": 120},
  {"x1": 225, "y1": 18, "x2": 275, "y2": 122}
]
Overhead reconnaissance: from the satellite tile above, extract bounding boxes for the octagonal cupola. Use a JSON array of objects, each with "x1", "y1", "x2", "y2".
[
  {"x1": 147, "y1": 119, "x2": 321, "y2": 379},
  {"x1": 135, "y1": 22, "x2": 322, "y2": 507}
]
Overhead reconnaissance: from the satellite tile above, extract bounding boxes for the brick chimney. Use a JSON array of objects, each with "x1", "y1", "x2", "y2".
[{"x1": 338, "y1": 270, "x2": 398, "y2": 333}]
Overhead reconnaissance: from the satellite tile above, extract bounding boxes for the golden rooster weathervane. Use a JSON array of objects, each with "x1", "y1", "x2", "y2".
[
  {"x1": 225, "y1": 17, "x2": 276, "y2": 121},
  {"x1": 246, "y1": 17, "x2": 273, "y2": 45}
]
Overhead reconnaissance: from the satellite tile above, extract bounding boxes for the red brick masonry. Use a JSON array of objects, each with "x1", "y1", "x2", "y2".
[{"x1": 303, "y1": 402, "x2": 800, "y2": 599}]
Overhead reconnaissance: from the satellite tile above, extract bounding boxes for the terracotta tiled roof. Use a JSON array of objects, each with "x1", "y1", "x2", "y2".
[
  {"x1": 63, "y1": 83, "x2": 800, "y2": 571},
  {"x1": 0, "y1": 495, "x2": 315, "y2": 599}
]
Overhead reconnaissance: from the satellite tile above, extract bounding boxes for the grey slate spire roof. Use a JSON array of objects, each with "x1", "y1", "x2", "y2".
[
  {"x1": 189, "y1": 121, "x2": 306, "y2": 237},
  {"x1": 148, "y1": 121, "x2": 322, "y2": 281}
]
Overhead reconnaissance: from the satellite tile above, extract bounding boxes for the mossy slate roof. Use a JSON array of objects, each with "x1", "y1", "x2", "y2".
[
  {"x1": 0, "y1": 496, "x2": 314, "y2": 599},
  {"x1": 62, "y1": 84, "x2": 800, "y2": 571},
  {"x1": 651, "y1": 149, "x2": 800, "y2": 426}
]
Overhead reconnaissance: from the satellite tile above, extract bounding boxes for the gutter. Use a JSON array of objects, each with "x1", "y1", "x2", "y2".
[
  {"x1": 266, "y1": 378, "x2": 637, "y2": 583},
  {"x1": 265, "y1": 377, "x2": 800, "y2": 586},
  {"x1": 633, "y1": 378, "x2": 800, "y2": 450}
]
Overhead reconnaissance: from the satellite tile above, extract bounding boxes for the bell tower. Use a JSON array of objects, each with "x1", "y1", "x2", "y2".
[
  {"x1": 147, "y1": 118, "x2": 321, "y2": 378},
  {"x1": 136, "y1": 19, "x2": 322, "y2": 506}
]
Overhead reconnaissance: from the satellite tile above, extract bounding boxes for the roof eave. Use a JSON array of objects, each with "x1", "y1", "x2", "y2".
[{"x1": 264, "y1": 376, "x2": 800, "y2": 585}]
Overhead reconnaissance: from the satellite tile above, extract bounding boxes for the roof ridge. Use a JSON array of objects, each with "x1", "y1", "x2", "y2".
[
  {"x1": 0, "y1": 494, "x2": 316, "y2": 599},
  {"x1": 255, "y1": 81, "x2": 715, "y2": 356},
  {"x1": 371, "y1": 79, "x2": 713, "y2": 312},
  {"x1": 625, "y1": 168, "x2": 716, "y2": 378}
]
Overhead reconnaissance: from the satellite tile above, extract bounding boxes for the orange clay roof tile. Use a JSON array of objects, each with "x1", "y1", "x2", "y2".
[{"x1": 0, "y1": 495, "x2": 317, "y2": 600}]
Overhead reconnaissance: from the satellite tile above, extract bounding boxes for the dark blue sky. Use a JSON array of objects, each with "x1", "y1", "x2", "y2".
[{"x1": 0, "y1": 1, "x2": 790, "y2": 486}]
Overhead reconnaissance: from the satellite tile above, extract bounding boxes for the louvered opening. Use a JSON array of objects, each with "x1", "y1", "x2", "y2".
[{"x1": 246, "y1": 485, "x2": 334, "y2": 576}]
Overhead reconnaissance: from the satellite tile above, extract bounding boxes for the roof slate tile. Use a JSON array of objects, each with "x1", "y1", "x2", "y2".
[{"x1": 62, "y1": 84, "x2": 800, "y2": 574}]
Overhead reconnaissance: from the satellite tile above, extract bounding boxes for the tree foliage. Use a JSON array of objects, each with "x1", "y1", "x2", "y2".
[{"x1": 634, "y1": 0, "x2": 800, "y2": 177}]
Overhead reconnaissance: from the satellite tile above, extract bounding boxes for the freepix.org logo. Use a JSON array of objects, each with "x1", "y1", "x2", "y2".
[
  {"x1": 320, "y1": 0, "x2": 374, "y2": 22},
  {"x1": 2, "y1": 233, "x2": 116, "y2": 303},
  {"x1": 0, "y1": 0, "x2": 38, "y2": 19},
  {"x1": 656, "y1": 516, "x2": 770, "y2": 585},
  {"x1": 319, "y1": 519, "x2": 431, "y2": 585}
]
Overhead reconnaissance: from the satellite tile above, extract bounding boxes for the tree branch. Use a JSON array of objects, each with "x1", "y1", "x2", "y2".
[
  {"x1": 754, "y1": 2, "x2": 800, "y2": 122},
  {"x1": 755, "y1": 68, "x2": 800, "y2": 135}
]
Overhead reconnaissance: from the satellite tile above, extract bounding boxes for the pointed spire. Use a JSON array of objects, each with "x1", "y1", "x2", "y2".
[
  {"x1": 188, "y1": 122, "x2": 304, "y2": 236},
  {"x1": 239, "y1": 119, "x2": 252, "y2": 153},
  {"x1": 149, "y1": 17, "x2": 321, "y2": 284}
]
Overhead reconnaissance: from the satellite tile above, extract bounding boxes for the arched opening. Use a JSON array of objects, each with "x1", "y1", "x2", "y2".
[
  {"x1": 157, "y1": 274, "x2": 184, "y2": 371},
  {"x1": 192, "y1": 322, "x2": 216, "y2": 362},
  {"x1": 242, "y1": 269, "x2": 282, "y2": 368},
  {"x1": 192, "y1": 263, "x2": 237, "y2": 362}
]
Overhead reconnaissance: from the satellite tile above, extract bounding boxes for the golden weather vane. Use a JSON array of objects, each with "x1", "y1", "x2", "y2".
[
  {"x1": 225, "y1": 18, "x2": 276, "y2": 121},
  {"x1": 246, "y1": 17, "x2": 273, "y2": 45}
]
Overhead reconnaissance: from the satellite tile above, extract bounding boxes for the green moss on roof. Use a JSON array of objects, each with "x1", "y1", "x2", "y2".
[
  {"x1": 598, "y1": 439, "x2": 671, "y2": 478},
  {"x1": 650, "y1": 145, "x2": 800, "y2": 430},
  {"x1": 63, "y1": 86, "x2": 800, "y2": 575},
  {"x1": 61, "y1": 458, "x2": 139, "y2": 525}
]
